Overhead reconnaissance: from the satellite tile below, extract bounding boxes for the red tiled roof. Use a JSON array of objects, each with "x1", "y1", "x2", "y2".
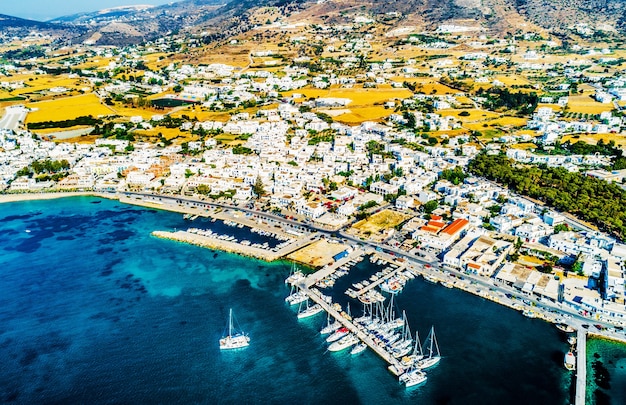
[
  {"x1": 441, "y1": 218, "x2": 469, "y2": 236},
  {"x1": 467, "y1": 263, "x2": 481, "y2": 269}
]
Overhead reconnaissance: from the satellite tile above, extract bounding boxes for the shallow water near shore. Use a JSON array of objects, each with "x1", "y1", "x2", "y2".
[{"x1": 0, "y1": 196, "x2": 580, "y2": 403}]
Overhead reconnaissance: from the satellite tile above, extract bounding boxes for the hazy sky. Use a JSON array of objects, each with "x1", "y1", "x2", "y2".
[{"x1": 3, "y1": 1, "x2": 181, "y2": 21}]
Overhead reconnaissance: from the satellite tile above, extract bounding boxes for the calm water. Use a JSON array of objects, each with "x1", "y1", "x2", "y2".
[
  {"x1": 0, "y1": 196, "x2": 574, "y2": 404},
  {"x1": 587, "y1": 337, "x2": 626, "y2": 405}
]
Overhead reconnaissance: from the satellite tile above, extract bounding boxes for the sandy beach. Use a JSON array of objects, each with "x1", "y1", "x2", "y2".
[{"x1": 0, "y1": 191, "x2": 115, "y2": 204}]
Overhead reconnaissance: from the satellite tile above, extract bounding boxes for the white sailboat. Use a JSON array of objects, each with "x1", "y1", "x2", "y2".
[
  {"x1": 320, "y1": 313, "x2": 341, "y2": 335},
  {"x1": 219, "y1": 308, "x2": 250, "y2": 350},
  {"x1": 297, "y1": 300, "x2": 323, "y2": 319},
  {"x1": 416, "y1": 326, "x2": 441, "y2": 370}
]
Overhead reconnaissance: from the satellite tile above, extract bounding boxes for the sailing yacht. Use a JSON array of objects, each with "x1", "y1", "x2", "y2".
[
  {"x1": 297, "y1": 300, "x2": 323, "y2": 319},
  {"x1": 320, "y1": 314, "x2": 341, "y2": 335},
  {"x1": 416, "y1": 326, "x2": 441, "y2": 370},
  {"x1": 219, "y1": 308, "x2": 250, "y2": 350}
]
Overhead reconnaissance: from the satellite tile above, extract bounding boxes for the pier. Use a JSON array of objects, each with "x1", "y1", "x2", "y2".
[
  {"x1": 297, "y1": 283, "x2": 406, "y2": 375},
  {"x1": 354, "y1": 263, "x2": 408, "y2": 296},
  {"x1": 152, "y1": 230, "x2": 319, "y2": 262},
  {"x1": 575, "y1": 329, "x2": 587, "y2": 405}
]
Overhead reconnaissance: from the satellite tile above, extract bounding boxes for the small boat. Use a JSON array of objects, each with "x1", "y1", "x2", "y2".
[
  {"x1": 328, "y1": 334, "x2": 359, "y2": 352},
  {"x1": 556, "y1": 323, "x2": 576, "y2": 333},
  {"x1": 568, "y1": 336, "x2": 577, "y2": 346},
  {"x1": 564, "y1": 351, "x2": 576, "y2": 371},
  {"x1": 423, "y1": 274, "x2": 439, "y2": 284},
  {"x1": 351, "y1": 343, "x2": 367, "y2": 355},
  {"x1": 219, "y1": 308, "x2": 250, "y2": 350},
  {"x1": 522, "y1": 309, "x2": 536, "y2": 318}
]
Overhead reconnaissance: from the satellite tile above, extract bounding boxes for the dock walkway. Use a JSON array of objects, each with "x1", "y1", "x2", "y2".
[
  {"x1": 575, "y1": 329, "x2": 587, "y2": 405},
  {"x1": 298, "y1": 284, "x2": 406, "y2": 376},
  {"x1": 355, "y1": 263, "x2": 407, "y2": 296}
]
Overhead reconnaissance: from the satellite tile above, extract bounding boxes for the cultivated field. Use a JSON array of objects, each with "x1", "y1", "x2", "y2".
[
  {"x1": 566, "y1": 95, "x2": 614, "y2": 114},
  {"x1": 26, "y1": 94, "x2": 113, "y2": 123}
]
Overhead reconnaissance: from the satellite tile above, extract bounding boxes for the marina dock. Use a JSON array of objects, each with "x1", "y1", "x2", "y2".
[
  {"x1": 297, "y1": 283, "x2": 406, "y2": 375},
  {"x1": 575, "y1": 329, "x2": 587, "y2": 405},
  {"x1": 354, "y1": 263, "x2": 408, "y2": 296}
]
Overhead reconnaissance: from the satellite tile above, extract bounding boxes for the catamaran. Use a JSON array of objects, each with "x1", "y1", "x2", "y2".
[
  {"x1": 416, "y1": 326, "x2": 441, "y2": 370},
  {"x1": 219, "y1": 308, "x2": 250, "y2": 350},
  {"x1": 400, "y1": 368, "x2": 428, "y2": 388}
]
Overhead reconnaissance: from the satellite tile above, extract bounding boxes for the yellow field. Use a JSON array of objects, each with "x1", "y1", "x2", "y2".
[
  {"x1": 352, "y1": 209, "x2": 409, "y2": 234},
  {"x1": 566, "y1": 95, "x2": 614, "y2": 114},
  {"x1": 493, "y1": 75, "x2": 531, "y2": 86},
  {"x1": 439, "y1": 109, "x2": 499, "y2": 123},
  {"x1": 562, "y1": 134, "x2": 626, "y2": 147},
  {"x1": 12, "y1": 76, "x2": 86, "y2": 96},
  {"x1": 334, "y1": 106, "x2": 394, "y2": 123},
  {"x1": 26, "y1": 94, "x2": 113, "y2": 122},
  {"x1": 510, "y1": 142, "x2": 538, "y2": 150}
]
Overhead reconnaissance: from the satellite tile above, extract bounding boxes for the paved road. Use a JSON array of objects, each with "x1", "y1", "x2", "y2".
[{"x1": 0, "y1": 107, "x2": 27, "y2": 130}]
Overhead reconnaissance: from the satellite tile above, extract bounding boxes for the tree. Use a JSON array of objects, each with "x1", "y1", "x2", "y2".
[
  {"x1": 423, "y1": 200, "x2": 438, "y2": 214},
  {"x1": 196, "y1": 184, "x2": 211, "y2": 195},
  {"x1": 252, "y1": 175, "x2": 265, "y2": 198}
]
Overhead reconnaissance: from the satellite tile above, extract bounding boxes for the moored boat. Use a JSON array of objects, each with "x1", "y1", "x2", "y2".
[
  {"x1": 401, "y1": 369, "x2": 428, "y2": 387},
  {"x1": 297, "y1": 303, "x2": 323, "y2": 319},
  {"x1": 326, "y1": 327, "x2": 349, "y2": 343},
  {"x1": 351, "y1": 343, "x2": 367, "y2": 355},
  {"x1": 556, "y1": 323, "x2": 576, "y2": 333},
  {"x1": 564, "y1": 351, "x2": 576, "y2": 371},
  {"x1": 328, "y1": 334, "x2": 359, "y2": 352}
]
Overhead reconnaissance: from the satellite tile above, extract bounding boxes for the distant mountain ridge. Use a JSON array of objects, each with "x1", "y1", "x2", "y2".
[{"x1": 2, "y1": 0, "x2": 626, "y2": 46}]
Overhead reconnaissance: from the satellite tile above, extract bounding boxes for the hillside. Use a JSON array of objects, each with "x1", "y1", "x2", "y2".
[
  {"x1": 0, "y1": 14, "x2": 84, "y2": 40},
  {"x1": 5, "y1": 0, "x2": 626, "y2": 46}
]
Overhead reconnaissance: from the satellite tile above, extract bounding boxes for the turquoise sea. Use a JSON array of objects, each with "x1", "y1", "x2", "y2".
[
  {"x1": 587, "y1": 337, "x2": 626, "y2": 404},
  {"x1": 0, "y1": 196, "x2": 576, "y2": 404}
]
